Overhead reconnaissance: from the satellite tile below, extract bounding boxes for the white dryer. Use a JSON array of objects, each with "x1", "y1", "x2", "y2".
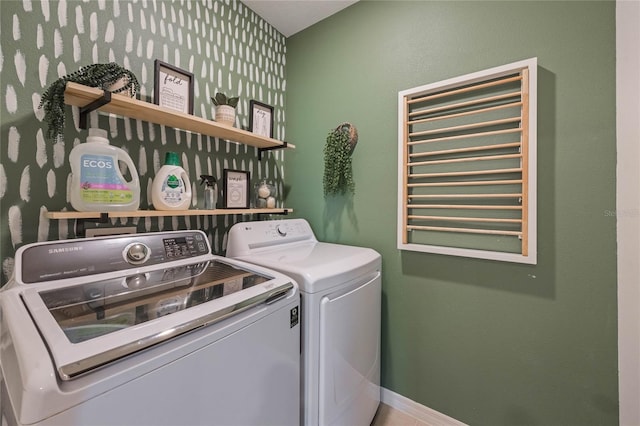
[
  {"x1": 0, "y1": 230, "x2": 300, "y2": 426},
  {"x1": 227, "y1": 219, "x2": 381, "y2": 426}
]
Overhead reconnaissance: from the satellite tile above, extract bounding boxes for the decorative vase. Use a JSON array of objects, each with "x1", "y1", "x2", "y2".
[
  {"x1": 254, "y1": 180, "x2": 276, "y2": 209},
  {"x1": 215, "y1": 105, "x2": 236, "y2": 126}
]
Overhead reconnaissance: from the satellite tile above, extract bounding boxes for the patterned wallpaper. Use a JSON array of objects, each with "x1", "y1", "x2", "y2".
[{"x1": 0, "y1": 0, "x2": 287, "y2": 285}]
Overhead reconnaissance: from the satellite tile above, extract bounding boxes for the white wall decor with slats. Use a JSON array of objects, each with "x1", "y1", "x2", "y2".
[{"x1": 397, "y1": 58, "x2": 537, "y2": 264}]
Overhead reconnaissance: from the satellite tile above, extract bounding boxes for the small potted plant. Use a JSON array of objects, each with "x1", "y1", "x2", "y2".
[
  {"x1": 39, "y1": 62, "x2": 140, "y2": 143},
  {"x1": 211, "y1": 92, "x2": 239, "y2": 127}
]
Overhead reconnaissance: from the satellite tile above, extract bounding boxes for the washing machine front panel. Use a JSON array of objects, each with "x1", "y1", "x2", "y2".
[
  {"x1": 18, "y1": 296, "x2": 300, "y2": 426},
  {"x1": 318, "y1": 272, "x2": 381, "y2": 426},
  {"x1": 227, "y1": 219, "x2": 382, "y2": 426}
]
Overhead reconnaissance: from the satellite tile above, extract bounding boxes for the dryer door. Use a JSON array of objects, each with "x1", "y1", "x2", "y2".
[{"x1": 318, "y1": 272, "x2": 381, "y2": 426}]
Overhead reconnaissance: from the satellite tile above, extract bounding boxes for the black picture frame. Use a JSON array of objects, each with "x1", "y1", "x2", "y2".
[
  {"x1": 153, "y1": 59, "x2": 194, "y2": 114},
  {"x1": 249, "y1": 100, "x2": 274, "y2": 138},
  {"x1": 223, "y1": 169, "x2": 250, "y2": 209}
]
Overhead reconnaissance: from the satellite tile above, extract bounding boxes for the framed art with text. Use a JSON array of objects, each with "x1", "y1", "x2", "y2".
[
  {"x1": 249, "y1": 100, "x2": 274, "y2": 138},
  {"x1": 223, "y1": 169, "x2": 250, "y2": 209},
  {"x1": 153, "y1": 60, "x2": 194, "y2": 114}
]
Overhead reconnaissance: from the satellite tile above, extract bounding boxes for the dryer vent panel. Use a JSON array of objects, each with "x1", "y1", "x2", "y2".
[{"x1": 397, "y1": 58, "x2": 537, "y2": 264}]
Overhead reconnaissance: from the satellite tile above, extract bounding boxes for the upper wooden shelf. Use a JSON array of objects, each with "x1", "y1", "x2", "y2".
[{"x1": 64, "y1": 82, "x2": 295, "y2": 150}]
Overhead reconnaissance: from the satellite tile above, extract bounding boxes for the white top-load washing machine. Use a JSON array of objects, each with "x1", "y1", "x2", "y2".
[
  {"x1": 0, "y1": 230, "x2": 300, "y2": 426},
  {"x1": 226, "y1": 219, "x2": 382, "y2": 426}
]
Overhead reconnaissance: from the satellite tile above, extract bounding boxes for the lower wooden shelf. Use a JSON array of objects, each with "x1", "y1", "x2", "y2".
[
  {"x1": 47, "y1": 208, "x2": 293, "y2": 220},
  {"x1": 47, "y1": 208, "x2": 292, "y2": 237}
]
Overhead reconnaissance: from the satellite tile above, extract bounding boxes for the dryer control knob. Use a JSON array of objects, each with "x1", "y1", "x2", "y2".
[
  {"x1": 276, "y1": 225, "x2": 287, "y2": 237},
  {"x1": 125, "y1": 243, "x2": 150, "y2": 264}
]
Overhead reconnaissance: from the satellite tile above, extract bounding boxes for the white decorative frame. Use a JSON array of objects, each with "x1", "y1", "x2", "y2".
[{"x1": 397, "y1": 58, "x2": 537, "y2": 264}]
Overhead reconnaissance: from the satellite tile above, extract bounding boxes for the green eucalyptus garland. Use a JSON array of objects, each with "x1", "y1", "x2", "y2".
[
  {"x1": 323, "y1": 123, "x2": 358, "y2": 196},
  {"x1": 38, "y1": 62, "x2": 140, "y2": 143}
]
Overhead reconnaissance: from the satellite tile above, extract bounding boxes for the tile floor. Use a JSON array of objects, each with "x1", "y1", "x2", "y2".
[{"x1": 371, "y1": 403, "x2": 431, "y2": 426}]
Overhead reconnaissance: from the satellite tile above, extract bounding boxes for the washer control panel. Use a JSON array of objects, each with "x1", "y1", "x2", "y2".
[
  {"x1": 19, "y1": 231, "x2": 211, "y2": 284},
  {"x1": 162, "y1": 235, "x2": 207, "y2": 259},
  {"x1": 226, "y1": 219, "x2": 317, "y2": 257},
  {"x1": 264, "y1": 220, "x2": 310, "y2": 240}
]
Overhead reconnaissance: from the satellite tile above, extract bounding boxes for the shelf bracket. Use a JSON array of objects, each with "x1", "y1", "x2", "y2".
[
  {"x1": 75, "y1": 213, "x2": 110, "y2": 237},
  {"x1": 258, "y1": 141, "x2": 288, "y2": 161},
  {"x1": 79, "y1": 90, "x2": 112, "y2": 129}
]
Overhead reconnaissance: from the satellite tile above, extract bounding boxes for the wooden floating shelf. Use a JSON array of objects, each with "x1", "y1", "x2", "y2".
[
  {"x1": 47, "y1": 208, "x2": 293, "y2": 220},
  {"x1": 64, "y1": 82, "x2": 295, "y2": 151}
]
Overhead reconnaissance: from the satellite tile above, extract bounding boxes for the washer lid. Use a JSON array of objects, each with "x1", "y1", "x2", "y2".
[
  {"x1": 235, "y1": 241, "x2": 381, "y2": 293},
  {"x1": 20, "y1": 258, "x2": 293, "y2": 380}
]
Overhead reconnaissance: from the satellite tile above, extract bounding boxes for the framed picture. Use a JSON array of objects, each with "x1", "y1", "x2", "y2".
[
  {"x1": 153, "y1": 60, "x2": 194, "y2": 114},
  {"x1": 223, "y1": 169, "x2": 250, "y2": 209},
  {"x1": 249, "y1": 100, "x2": 274, "y2": 138}
]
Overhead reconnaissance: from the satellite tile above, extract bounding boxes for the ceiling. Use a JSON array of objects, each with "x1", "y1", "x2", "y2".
[{"x1": 242, "y1": 0, "x2": 359, "y2": 37}]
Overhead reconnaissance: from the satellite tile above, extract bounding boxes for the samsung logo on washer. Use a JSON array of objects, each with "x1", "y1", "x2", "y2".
[{"x1": 48, "y1": 246, "x2": 84, "y2": 254}]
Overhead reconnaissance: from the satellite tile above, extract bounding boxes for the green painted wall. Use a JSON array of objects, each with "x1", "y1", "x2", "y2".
[
  {"x1": 285, "y1": 1, "x2": 617, "y2": 425},
  {"x1": 0, "y1": 0, "x2": 286, "y2": 285}
]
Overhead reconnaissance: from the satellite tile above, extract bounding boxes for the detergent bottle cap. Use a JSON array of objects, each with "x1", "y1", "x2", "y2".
[
  {"x1": 87, "y1": 128, "x2": 109, "y2": 144},
  {"x1": 164, "y1": 151, "x2": 180, "y2": 166}
]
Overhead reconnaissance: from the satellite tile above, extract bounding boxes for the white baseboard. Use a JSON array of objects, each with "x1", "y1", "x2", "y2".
[{"x1": 380, "y1": 387, "x2": 468, "y2": 426}]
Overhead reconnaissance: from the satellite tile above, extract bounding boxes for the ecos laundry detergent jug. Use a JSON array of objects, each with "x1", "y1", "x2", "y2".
[{"x1": 69, "y1": 128, "x2": 140, "y2": 211}]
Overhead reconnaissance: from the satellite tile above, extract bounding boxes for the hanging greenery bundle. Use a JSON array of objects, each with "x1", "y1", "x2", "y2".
[
  {"x1": 38, "y1": 62, "x2": 140, "y2": 143},
  {"x1": 323, "y1": 123, "x2": 358, "y2": 196}
]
